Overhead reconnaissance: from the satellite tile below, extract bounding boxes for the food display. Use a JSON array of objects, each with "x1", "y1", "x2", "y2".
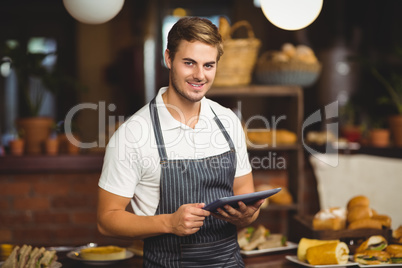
[
  {"x1": 312, "y1": 195, "x2": 392, "y2": 231},
  {"x1": 79, "y1": 246, "x2": 126, "y2": 261},
  {"x1": 246, "y1": 129, "x2": 297, "y2": 146},
  {"x1": 254, "y1": 43, "x2": 321, "y2": 87},
  {"x1": 346, "y1": 195, "x2": 391, "y2": 230},
  {"x1": 352, "y1": 235, "x2": 402, "y2": 265},
  {"x1": 291, "y1": 235, "x2": 402, "y2": 266},
  {"x1": 2, "y1": 244, "x2": 57, "y2": 268},
  {"x1": 237, "y1": 225, "x2": 286, "y2": 251}
]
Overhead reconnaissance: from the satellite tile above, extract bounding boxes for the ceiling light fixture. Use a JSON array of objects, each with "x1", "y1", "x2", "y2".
[
  {"x1": 63, "y1": 0, "x2": 125, "y2": 25},
  {"x1": 260, "y1": 0, "x2": 323, "y2": 31}
]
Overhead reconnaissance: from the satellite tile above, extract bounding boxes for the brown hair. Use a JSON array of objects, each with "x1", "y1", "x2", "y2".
[{"x1": 167, "y1": 17, "x2": 223, "y2": 61}]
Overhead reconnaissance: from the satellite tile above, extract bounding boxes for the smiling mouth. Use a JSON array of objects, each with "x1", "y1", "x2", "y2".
[{"x1": 189, "y1": 82, "x2": 204, "y2": 88}]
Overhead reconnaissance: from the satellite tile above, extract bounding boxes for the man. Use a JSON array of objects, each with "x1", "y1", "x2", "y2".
[{"x1": 97, "y1": 16, "x2": 263, "y2": 267}]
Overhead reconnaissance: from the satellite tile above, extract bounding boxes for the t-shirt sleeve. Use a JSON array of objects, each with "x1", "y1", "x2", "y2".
[{"x1": 98, "y1": 122, "x2": 143, "y2": 198}]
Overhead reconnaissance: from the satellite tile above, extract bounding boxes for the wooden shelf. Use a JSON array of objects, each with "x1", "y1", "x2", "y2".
[
  {"x1": 247, "y1": 144, "x2": 301, "y2": 151},
  {"x1": 0, "y1": 153, "x2": 104, "y2": 174},
  {"x1": 207, "y1": 84, "x2": 305, "y2": 237},
  {"x1": 207, "y1": 85, "x2": 302, "y2": 97}
]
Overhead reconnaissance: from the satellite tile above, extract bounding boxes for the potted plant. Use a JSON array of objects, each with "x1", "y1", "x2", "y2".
[
  {"x1": 339, "y1": 100, "x2": 363, "y2": 143},
  {"x1": 367, "y1": 116, "x2": 390, "y2": 148},
  {"x1": 370, "y1": 64, "x2": 402, "y2": 147},
  {"x1": 1, "y1": 40, "x2": 85, "y2": 154},
  {"x1": 9, "y1": 130, "x2": 25, "y2": 156},
  {"x1": 350, "y1": 47, "x2": 402, "y2": 147}
]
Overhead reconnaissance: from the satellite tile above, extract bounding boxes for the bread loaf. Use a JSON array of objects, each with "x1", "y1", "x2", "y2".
[
  {"x1": 306, "y1": 241, "x2": 349, "y2": 265},
  {"x1": 372, "y1": 214, "x2": 392, "y2": 228},
  {"x1": 347, "y1": 195, "x2": 369, "y2": 210},
  {"x1": 313, "y1": 207, "x2": 346, "y2": 230},
  {"x1": 347, "y1": 205, "x2": 372, "y2": 222},
  {"x1": 347, "y1": 218, "x2": 382, "y2": 230}
]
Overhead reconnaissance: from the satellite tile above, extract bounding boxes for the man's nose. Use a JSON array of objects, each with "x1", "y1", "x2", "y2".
[{"x1": 193, "y1": 66, "x2": 205, "y2": 81}]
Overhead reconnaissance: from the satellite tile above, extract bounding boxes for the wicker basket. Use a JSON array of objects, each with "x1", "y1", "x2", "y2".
[
  {"x1": 255, "y1": 51, "x2": 322, "y2": 87},
  {"x1": 213, "y1": 21, "x2": 261, "y2": 87}
]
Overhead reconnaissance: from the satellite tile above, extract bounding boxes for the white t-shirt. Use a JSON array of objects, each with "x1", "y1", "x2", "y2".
[{"x1": 98, "y1": 87, "x2": 252, "y2": 216}]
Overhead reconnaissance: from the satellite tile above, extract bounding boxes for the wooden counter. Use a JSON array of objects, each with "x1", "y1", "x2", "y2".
[
  {"x1": 0, "y1": 153, "x2": 104, "y2": 174},
  {"x1": 57, "y1": 250, "x2": 299, "y2": 268},
  {"x1": 57, "y1": 249, "x2": 362, "y2": 267}
]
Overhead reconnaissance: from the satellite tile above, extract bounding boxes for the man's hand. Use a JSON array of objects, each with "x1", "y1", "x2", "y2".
[
  {"x1": 168, "y1": 203, "x2": 210, "y2": 236},
  {"x1": 211, "y1": 199, "x2": 264, "y2": 228}
]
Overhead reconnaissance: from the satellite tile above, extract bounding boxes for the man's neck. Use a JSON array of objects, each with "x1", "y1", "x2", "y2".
[{"x1": 162, "y1": 89, "x2": 201, "y2": 129}]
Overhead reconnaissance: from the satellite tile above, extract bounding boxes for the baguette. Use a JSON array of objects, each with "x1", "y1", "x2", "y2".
[
  {"x1": 297, "y1": 238, "x2": 339, "y2": 262},
  {"x1": 306, "y1": 241, "x2": 349, "y2": 265}
]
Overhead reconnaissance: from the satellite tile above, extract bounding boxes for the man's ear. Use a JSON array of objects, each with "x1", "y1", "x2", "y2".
[{"x1": 164, "y1": 49, "x2": 172, "y2": 69}]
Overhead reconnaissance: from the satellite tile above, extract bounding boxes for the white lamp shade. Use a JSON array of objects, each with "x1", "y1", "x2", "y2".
[
  {"x1": 63, "y1": 0, "x2": 125, "y2": 25},
  {"x1": 260, "y1": 0, "x2": 323, "y2": 31}
]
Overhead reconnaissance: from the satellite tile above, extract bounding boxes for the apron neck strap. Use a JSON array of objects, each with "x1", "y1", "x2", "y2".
[
  {"x1": 149, "y1": 97, "x2": 236, "y2": 161},
  {"x1": 210, "y1": 107, "x2": 236, "y2": 151},
  {"x1": 149, "y1": 98, "x2": 168, "y2": 161}
]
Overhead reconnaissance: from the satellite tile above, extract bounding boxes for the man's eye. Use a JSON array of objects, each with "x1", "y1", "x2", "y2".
[
  {"x1": 205, "y1": 64, "x2": 214, "y2": 69},
  {"x1": 185, "y1": 62, "x2": 193, "y2": 66}
]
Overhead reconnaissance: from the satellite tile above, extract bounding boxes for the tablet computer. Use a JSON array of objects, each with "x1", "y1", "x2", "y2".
[{"x1": 203, "y1": 187, "x2": 282, "y2": 212}]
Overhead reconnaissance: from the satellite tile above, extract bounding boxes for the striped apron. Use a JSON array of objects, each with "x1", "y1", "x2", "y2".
[{"x1": 143, "y1": 98, "x2": 244, "y2": 267}]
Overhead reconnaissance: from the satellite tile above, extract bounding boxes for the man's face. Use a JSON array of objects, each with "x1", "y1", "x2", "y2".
[{"x1": 165, "y1": 40, "x2": 218, "y2": 103}]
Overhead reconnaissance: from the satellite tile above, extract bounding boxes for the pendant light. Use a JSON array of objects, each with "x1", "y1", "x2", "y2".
[
  {"x1": 260, "y1": 0, "x2": 323, "y2": 31},
  {"x1": 63, "y1": 0, "x2": 125, "y2": 25}
]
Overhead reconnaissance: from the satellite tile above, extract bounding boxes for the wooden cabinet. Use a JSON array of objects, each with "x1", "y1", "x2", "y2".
[{"x1": 207, "y1": 85, "x2": 304, "y2": 238}]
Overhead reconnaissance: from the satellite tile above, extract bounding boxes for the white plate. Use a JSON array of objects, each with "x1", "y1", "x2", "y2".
[
  {"x1": 66, "y1": 250, "x2": 134, "y2": 266},
  {"x1": 0, "y1": 261, "x2": 62, "y2": 268},
  {"x1": 240, "y1": 241, "x2": 298, "y2": 256},
  {"x1": 286, "y1": 255, "x2": 357, "y2": 268},
  {"x1": 358, "y1": 264, "x2": 402, "y2": 267}
]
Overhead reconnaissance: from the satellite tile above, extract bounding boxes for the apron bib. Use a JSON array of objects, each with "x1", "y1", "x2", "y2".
[{"x1": 143, "y1": 98, "x2": 244, "y2": 267}]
